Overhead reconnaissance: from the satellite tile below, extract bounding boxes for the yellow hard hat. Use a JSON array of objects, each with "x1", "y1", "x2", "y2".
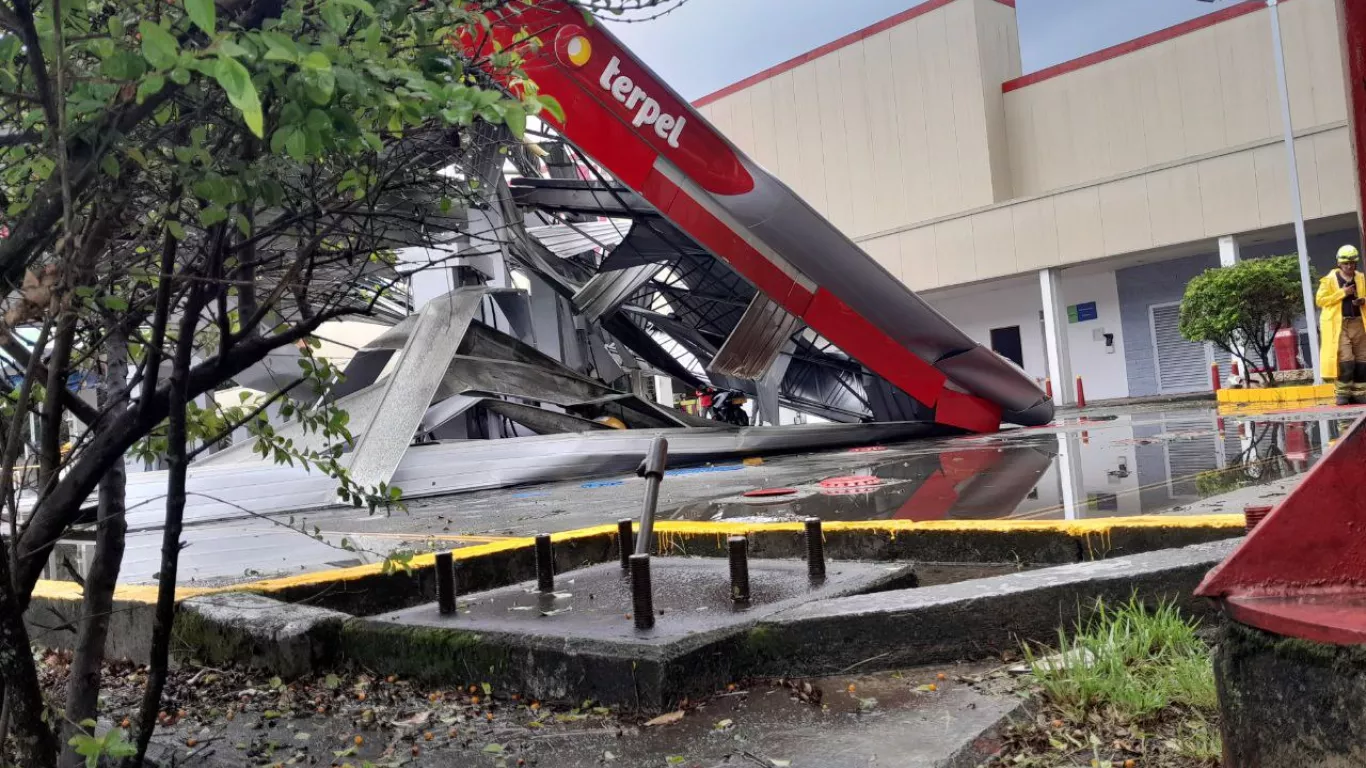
[{"x1": 1338, "y1": 245, "x2": 1360, "y2": 263}]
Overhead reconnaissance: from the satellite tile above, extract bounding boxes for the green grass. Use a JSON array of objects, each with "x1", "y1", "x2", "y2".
[{"x1": 1024, "y1": 596, "x2": 1218, "y2": 722}]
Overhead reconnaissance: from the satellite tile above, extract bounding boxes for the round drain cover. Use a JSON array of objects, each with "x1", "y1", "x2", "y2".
[{"x1": 743, "y1": 487, "x2": 798, "y2": 498}]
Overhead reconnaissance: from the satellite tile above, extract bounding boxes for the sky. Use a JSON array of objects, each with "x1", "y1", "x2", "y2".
[{"x1": 606, "y1": 0, "x2": 1235, "y2": 101}]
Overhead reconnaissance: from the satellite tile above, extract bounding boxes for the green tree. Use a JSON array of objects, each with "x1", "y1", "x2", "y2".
[
  {"x1": 0, "y1": 0, "x2": 569, "y2": 765},
  {"x1": 1179, "y1": 256, "x2": 1307, "y2": 387}
]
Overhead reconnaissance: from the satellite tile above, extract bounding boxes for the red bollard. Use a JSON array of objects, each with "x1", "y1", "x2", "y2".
[
  {"x1": 1045, "y1": 378, "x2": 1053, "y2": 399},
  {"x1": 1075, "y1": 376, "x2": 1086, "y2": 409},
  {"x1": 1211, "y1": 363, "x2": 1221, "y2": 392},
  {"x1": 1232, "y1": 360, "x2": 1241, "y2": 384}
]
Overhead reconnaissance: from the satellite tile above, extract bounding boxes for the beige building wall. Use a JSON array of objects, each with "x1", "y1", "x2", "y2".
[
  {"x1": 696, "y1": 0, "x2": 1020, "y2": 240},
  {"x1": 860, "y1": 125, "x2": 1356, "y2": 292},
  {"x1": 1003, "y1": 0, "x2": 1347, "y2": 197},
  {"x1": 695, "y1": 0, "x2": 1353, "y2": 293}
]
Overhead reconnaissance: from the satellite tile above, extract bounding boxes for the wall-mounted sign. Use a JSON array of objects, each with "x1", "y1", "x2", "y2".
[{"x1": 1067, "y1": 301, "x2": 1098, "y2": 323}]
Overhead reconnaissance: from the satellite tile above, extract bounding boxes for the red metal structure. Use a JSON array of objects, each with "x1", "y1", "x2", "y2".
[
  {"x1": 461, "y1": 2, "x2": 1055, "y2": 434},
  {"x1": 1196, "y1": 416, "x2": 1366, "y2": 644}
]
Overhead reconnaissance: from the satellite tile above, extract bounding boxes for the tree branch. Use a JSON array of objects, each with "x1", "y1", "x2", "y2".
[{"x1": 15, "y1": 305, "x2": 356, "y2": 603}]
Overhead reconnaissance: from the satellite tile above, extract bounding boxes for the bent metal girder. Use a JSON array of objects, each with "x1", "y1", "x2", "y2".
[{"x1": 461, "y1": 3, "x2": 1053, "y2": 432}]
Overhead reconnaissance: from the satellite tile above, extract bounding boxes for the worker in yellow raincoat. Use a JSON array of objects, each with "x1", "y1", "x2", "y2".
[{"x1": 1317, "y1": 245, "x2": 1366, "y2": 405}]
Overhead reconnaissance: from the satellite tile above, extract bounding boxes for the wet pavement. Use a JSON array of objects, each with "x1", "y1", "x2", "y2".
[
  {"x1": 51, "y1": 402, "x2": 1366, "y2": 585},
  {"x1": 119, "y1": 659, "x2": 1018, "y2": 768},
  {"x1": 543, "y1": 663, "x2": 1020, "y2": 768}
]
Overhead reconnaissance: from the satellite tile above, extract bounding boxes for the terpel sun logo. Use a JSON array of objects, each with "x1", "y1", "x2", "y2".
[
  {"x1": 556, "y1": 26, "x2": 687, "y2": 149},
  {"x1": 562, "y1": 32, "x2": 592, "y2": 67}
]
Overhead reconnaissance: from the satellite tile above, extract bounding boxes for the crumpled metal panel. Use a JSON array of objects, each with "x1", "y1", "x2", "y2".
[
  {"x1": 437, "y1": 356, "x2": 614, "y2": 406},
  {"x1": 597, "y1": 219, "x2": 701, "y2": 271},
  {"x1": 199, "y1": 382, "x2": 391, "y2": 466},
  {"x1": 419, "y1": 394, "x2": 483, "y2": 435},
  {"x1": 510, "y1": 177, "x2": 654, "y2": 217},
  {"x1": 124, "y1": 421, "x2": 942, "y2": 528},
  {"x1": 199, "y1": 288, "x2": 485, "y2": 492},
  {"x1": 482, "y1": 400, "x2": 614, "y2": 434},
  {"x1": 390, "y1": 421, "x2": 943, "y2": 497},
  {"x1": 754, "y1": 341, "x2": 794, "y2": 426},
  {"x1": 709, "y1": 294, "x2": 802, "y2": 380},
  {"x1": 572, "y1": 262, "x2": 659, "y2": 324},
  {"x1": 345, "y1": 288, "x2": 485, "y2": 490},
  {"x1": 525, "y1": 220, "x2": 628, "y2": 258},
  {"x1": 865, "y1": 374, "x2": 932, "y2": 423}
]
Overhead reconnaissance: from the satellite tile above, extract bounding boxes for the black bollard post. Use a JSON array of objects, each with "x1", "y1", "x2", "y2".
[
  {"x1": 629, "y1": 554, "x2": 655, "y2": 630},
  {"x1": 535, "y1": 533, "x2": 555, "y2": 593},
  {"x1": 617, "y1": 519, "x2": 634, "y2": 569},
  {"x1": 805, "y1": 517, "x2": 826, "y2": 581},
  {"x1": 728, "y1": 536, "x2": 750, "y2": 602},
  {"x1": 435, "y1": 551, "x2": 457, "y2": 616}
]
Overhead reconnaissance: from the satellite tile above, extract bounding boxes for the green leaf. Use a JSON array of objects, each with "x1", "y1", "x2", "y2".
[
  {"x1": 284, "y1": 128, "x2": 306, "y2": 161},
  {"x1": 102, "y1": 51, "x2": 147, "y2": 81},
  {"x1": 170, "y1": 67, "x2": 192, "y2": 85},
  {"x1": 136, "y1": 74, "x2": 165, "y2": 103},
  {"x1": 259, "y1": 31, "x2": 299, "y2": 63},
  {"x1": 167, "y1": 220, "x2": 186, "y2": 240},
  {"x1": 101, "y1": 295, "x2": 130, "y2": 311},
  {"x1": 482, "y1": 744, "x2": 505, "y2": 755},
  {"x1": 301, "y1": 51, "x2": 331, "y2": 71},
  {"x1": 99, "y1": 154, "x2": 120, "y2": 178},
  {"x1": 322, "y1": 2, "x2": 347, "y2": 31},
  {"x1": 501, "y1": 101, "x2": 526, "y2": 139},
  {"x1": 199, "y1": 204, "x2": 229, "y2": 227},
  {"x1": 138, "y1": 22, "x2": 180, "y2": 70},
  {"x1": 303, "y1": 70, "x2": 335, "y2": 105},
  {"x1": 185, "y1": 0, "x2": 216, "y2": 35},
  {"x1": 212, "y1": 55, "x2": 264, "y2": 137},
  {"x1": 218, "y1": 38, "x2": 253, "y2": 59},
  {"x1": 537, "y1": 94, "x2": 566, "y2": 123}
]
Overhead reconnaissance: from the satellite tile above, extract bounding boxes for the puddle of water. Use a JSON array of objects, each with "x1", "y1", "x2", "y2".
[{"x1": 670, "y1": 412, "x2": 1352, "y2": 523}]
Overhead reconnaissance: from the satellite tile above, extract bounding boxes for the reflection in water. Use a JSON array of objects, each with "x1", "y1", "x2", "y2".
[{"x1": 670, "y1": 416, "x2": 1347, "y2": 524}]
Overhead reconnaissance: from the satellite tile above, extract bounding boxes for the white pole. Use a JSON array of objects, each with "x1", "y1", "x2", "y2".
[
  {"x1": 1269, "y1": 0, "x2": 1322, "y2": 383},
  {"x1": 1039, "y1": 268, "x2": 1072, "y2": 405}
]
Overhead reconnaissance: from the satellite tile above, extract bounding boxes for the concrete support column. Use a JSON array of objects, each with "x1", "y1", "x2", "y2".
[
  {"x1": 1218, "y1": 235, "x2": 1242, "y2": 267},
  {"x1": 1039, "y1": 268, "x2": 1072, "y2": 406}
]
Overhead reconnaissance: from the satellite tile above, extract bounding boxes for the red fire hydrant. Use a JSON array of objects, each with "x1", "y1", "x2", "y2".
[{"x1": 1273, "y1": 328, "x2": 1301, "y2": 373}]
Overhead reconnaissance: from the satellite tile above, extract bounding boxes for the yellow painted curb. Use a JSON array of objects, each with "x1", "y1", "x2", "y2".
[
  {"x1": 1216, "y1": 383, "x2": 1334, "y2": 406},
  {"x1": 31, "y1": 581, "x2": 216, "y2": 605},
  {"x1": 33, "y1": 514, "x2": 1244, "y2": 604}
]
